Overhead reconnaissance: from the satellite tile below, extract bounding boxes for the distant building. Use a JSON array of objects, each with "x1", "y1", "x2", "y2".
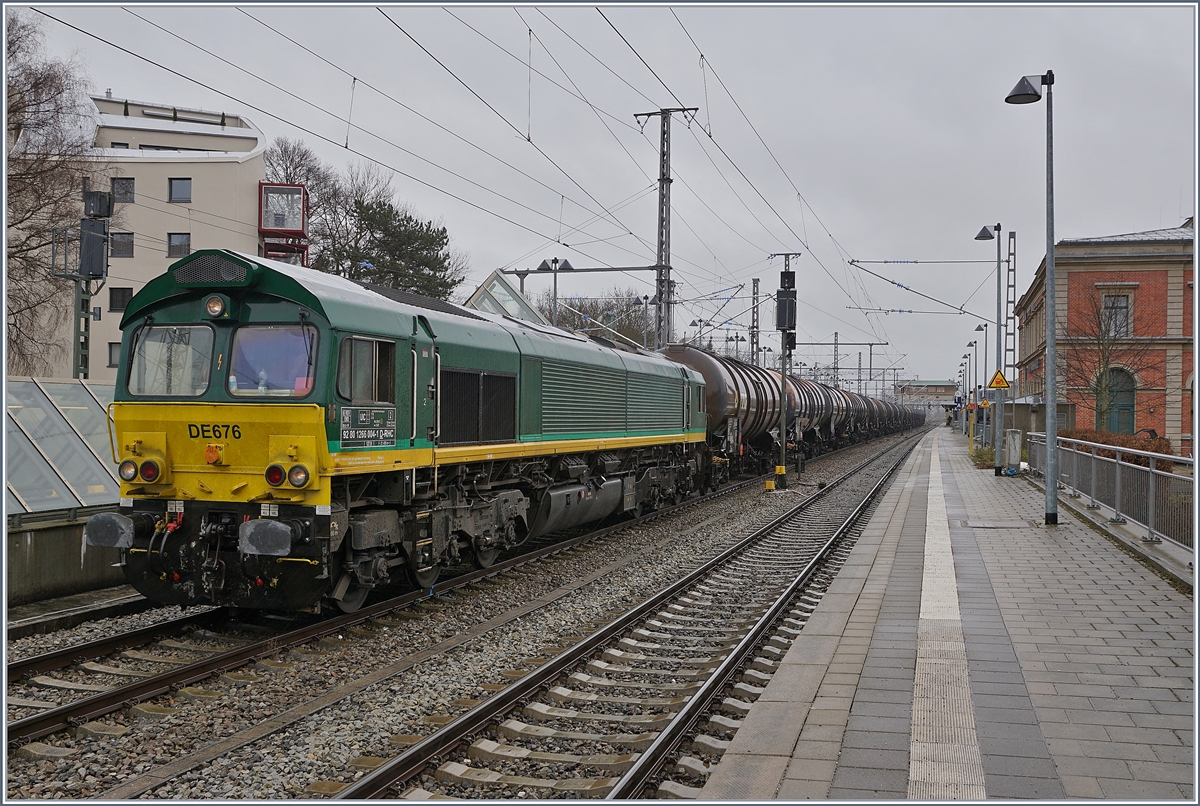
[
  {"x1": 895, "y1": 379, "x2": 958, "y2": 411},
  {"x1": 1015, "y1": 218, "x2": 1194, "y2": 454}
]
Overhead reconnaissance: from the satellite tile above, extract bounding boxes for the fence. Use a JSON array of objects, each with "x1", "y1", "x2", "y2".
[{"x1": 1028, "y1": 433, "x2": 1194, "y2": 550}]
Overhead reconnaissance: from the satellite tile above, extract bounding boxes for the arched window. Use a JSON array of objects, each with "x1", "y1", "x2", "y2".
[{"x1": 1096, "y1": 368, "x2": 1136, "y2": 434}]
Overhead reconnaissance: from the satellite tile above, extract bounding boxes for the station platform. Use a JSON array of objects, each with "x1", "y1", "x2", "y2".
[{"x1": 702, "y1": 426, "x2": 1195, "y2": 800}]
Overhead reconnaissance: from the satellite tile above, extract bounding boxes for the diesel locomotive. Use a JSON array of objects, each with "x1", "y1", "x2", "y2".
[{"x1": 85, "y1": 250, "x2": 922, "y2": 613}]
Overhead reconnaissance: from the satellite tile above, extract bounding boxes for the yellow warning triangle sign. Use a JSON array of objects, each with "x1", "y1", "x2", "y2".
[{"x1": 987, "y1": 369, "x2": 1010, "y2": 390}]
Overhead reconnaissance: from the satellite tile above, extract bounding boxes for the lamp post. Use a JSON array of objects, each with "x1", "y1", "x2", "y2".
[
  {"x1": 639, "y1": 295, "x2": 658, "y2": 348},
  {"x1": 1007, "y1": 69, "x2": 1057, "y2": 524},
  {"x1": 536, "y1": 258, "x2": 575, "y2": 326},
  {"x1": 964, "y1": 352, "x2": 974, "y2": 447},
  {"x1": 725, "y1": 333, "x2": 746, "y2": 360},
  {"x1": 975, "y1": 222, "x2": 1005, "y2": 475},
  {"x1": 975, "y1": 323, "x2": 988, "y2": 396},
  {"x1": 961, "y1": 360, "x2": 969, "y2": 435}
]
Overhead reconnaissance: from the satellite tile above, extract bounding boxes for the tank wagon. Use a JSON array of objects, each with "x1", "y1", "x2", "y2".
[
  {"x1": 666, "y1": 345, "x2": 924, "y2": 473},
  {"x1": 86, "y1": 250, "x2": 922, "y2": 613}
]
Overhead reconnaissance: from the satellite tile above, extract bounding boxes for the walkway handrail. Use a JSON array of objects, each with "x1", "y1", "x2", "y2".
[
  {"x1": 1033, "y1": 433, "x2": 1194, "y2": 465},
  {"x1": 1028, "y1": 432, "x2": 1193, "y2": 550}
]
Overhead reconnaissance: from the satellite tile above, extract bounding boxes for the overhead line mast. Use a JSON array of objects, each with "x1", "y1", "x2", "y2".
[{"x1": 637, "y1": 107, "x2": 697, "y2": 349}]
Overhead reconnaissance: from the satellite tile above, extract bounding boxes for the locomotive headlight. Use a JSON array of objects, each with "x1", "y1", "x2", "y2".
[
  {"x1": 119, "y1": 460, "x2": 138, "y2": 481},
  {"x1": 138, "y1": 460, "x2": 161, "y2": 483},
  {"x1": 204, "y1": 295, "x2": 225, "y2": 317},
  {"x1": 287, "y1": 464, "x2": 310, "y2": 488},
  {"x1": 265, "y1": 464, "x2": 286, "y2": 487}
]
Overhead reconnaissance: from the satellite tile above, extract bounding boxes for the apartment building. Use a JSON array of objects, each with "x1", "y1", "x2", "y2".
[
  {"x1": 1015, "y1": 218, "x2": 1194, "y2": 453},
  {"x1": 78, "y1": 93, "x2": 268, "y2": 382}
]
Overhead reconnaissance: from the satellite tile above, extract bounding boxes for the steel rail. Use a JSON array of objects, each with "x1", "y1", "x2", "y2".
[
  {"x1": 7, "y1": 610, "x2": 229, "y2": 679},
  {"x1": 333, "y1": 435, "x2": 919, "y2": 799},
  {"x1": 607, "y1": 438, "x2": 914, "y2": 798},
  {"x1": 6, "y1": 471, "x2": 769, "y2": 746}
]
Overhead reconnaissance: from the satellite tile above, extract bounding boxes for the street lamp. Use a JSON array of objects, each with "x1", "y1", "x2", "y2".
[
  {"x1": 537, "y1": 258, "x2": 575, "y2": 327},
  {"x1": 975, "y1": 222, "x2": 1004, "y2": 475},
  {"x1": 1007, "y1": 69, "x2": 1057, "y2": 524}
]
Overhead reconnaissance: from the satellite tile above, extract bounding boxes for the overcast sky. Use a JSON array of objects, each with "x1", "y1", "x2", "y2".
[{"x1": 21, "y1": 2, "x2": 1197, "y2": 388}]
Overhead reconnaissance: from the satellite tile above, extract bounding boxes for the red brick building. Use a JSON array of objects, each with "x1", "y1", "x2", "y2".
[{"x1": 1015, "y1": 218, "x2": 1193, "y2": 455}]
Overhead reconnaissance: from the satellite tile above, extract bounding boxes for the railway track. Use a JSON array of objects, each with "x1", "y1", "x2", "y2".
[
  {"x1": 330, "y1": 432, "x2": 916, "y2": 799},
  {"x1": 5, "y1": 465, "x2": 781, "y2": 744}
]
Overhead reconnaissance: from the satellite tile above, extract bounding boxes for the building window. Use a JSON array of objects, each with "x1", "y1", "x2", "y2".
[
  {"x1": 111, "y1": 142, "x2": 129, "y2": 149},
  {"x1": 111, "y1": 177, "x2": 134, "y2": 203},
  {"x1": 108, "y1": 342, "x2": 121, "y2": 368},
  {"x1": 1102, "y1": 294, "x2": 1131, "y2": 337},
  {"x1": 109, "y1": 287, "x2": 134, "y2": 311},
  {"x1": 168, "y1": 177, "x2": 192, "y2": 203},
  {"x1": 167, "y1": 233, "x2": 191, "y2": 258},
  {"x1": 110, "y1": 232, "x2": 134, "y2": 258}
]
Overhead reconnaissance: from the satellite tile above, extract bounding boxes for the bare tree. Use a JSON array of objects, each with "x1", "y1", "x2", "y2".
[
  {"x1": 312, "y1": 162, "x2": 394, "y2": 278},
  {"x1": 1058, "y1": 285, "x2": 1165, "y2": 433},
  {"x1": 533, "y1": 286, "x2": 652, "y2": 347},
  {"x1": 5, "y1": 10, "x2": 106, "y2": 375}
]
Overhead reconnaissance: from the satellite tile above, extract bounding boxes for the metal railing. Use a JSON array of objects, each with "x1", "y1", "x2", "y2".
[{"x1": 1028, "y1": 433, "x2": 1194, "y2": 549}]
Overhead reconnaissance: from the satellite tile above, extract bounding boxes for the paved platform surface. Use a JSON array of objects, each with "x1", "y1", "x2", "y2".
[{"x1": 702, "y1": 427, "x2": 1194, "y2": 800}]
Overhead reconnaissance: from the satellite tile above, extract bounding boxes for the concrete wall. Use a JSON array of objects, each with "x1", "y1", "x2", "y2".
[{"x1": 6, "y1": 521, "x2": 125, "y2": 606}]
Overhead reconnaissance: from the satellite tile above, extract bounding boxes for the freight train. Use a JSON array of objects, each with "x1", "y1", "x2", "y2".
[{"x1": 86, "y1": 250, "x2": 923, "y2": 612}]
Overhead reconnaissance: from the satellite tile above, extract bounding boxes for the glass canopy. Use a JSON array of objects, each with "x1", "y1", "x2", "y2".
[{"x1": 6, "y1": 379, "x2": 118, "y2": 513}]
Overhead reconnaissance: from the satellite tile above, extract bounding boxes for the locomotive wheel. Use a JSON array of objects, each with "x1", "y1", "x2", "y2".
[
  {"x1": 335, "y1": 582, "x2": 370, "y2": 613},
  {"x1": 409, "y1": 564, "x2": 439, "y2": 590},
  {"x1": 473, "y1": 520, "x2": 513, "y2": 569},
  {"x1": 473, "y1": 546, "x2": 500, "y2": 569}
]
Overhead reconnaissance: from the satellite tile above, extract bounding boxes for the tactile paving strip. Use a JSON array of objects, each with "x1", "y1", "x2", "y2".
[{"x1": 907, "y1": 447, "x2": 986, "y2": 800}]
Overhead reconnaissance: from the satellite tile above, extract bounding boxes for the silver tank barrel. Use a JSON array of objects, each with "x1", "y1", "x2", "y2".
[{"x1": 666, "y1": 345, "x2": 782, "y2": 442}]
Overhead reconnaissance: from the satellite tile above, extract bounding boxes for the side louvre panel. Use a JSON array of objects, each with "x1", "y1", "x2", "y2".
[
  {"x1": 541, "y1": 360, "x2": 625, "y2": 434},
  {"x1": 626, "y1": 374, "x2": 682, "y2": 431}
]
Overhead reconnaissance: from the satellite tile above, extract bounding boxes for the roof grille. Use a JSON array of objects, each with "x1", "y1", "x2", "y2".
[{"x1": 173, "y1": 254, "x2": 249, "y2": 285}]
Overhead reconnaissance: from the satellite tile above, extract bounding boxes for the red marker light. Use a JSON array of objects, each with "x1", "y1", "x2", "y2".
[
  {"x1": 139, "y1": 460, "x2": 160, "y2": 482},
  {"x1": 265, "y1": 464, "x2": 285, "y2": 487}
]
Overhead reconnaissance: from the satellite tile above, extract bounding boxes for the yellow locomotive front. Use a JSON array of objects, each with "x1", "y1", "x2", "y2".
[
  {"x1": 92, "y1": 400, "x2": 336, "y2": 610},
  {"x1": 85, "y1": 252, "x2": 357, "y2": 611}
]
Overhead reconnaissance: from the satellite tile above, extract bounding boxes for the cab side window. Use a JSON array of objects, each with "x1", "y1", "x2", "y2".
[{"x1": 337, "y1": 336, "x2": 395, "y2": 404}]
